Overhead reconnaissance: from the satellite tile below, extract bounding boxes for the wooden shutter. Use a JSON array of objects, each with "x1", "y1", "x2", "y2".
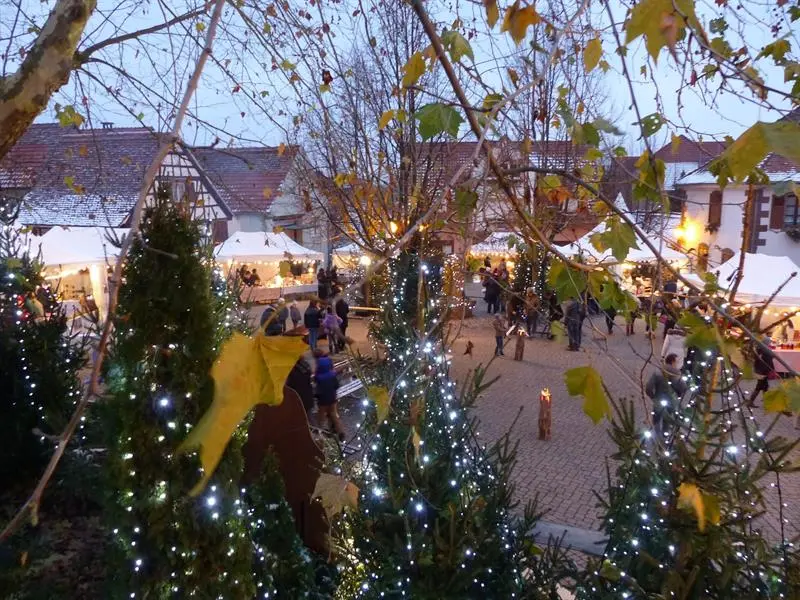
[
  {"x1": 212, "y1": 219, "x2": 228, "y2": 243},
  {"x1": 708, "y1": 191, "x2": 722, "y2": 227},
  {"x1": 770, "y1": 195, "x2": 785, "y2": 229}
]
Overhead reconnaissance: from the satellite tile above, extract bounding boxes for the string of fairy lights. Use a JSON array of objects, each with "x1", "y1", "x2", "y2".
[
  {"x1": 579, "y1": 307, "x2": 797, "y2": 597},
  {"x1": 342, "y1": 252, "x2": 529, "y2": 596}
]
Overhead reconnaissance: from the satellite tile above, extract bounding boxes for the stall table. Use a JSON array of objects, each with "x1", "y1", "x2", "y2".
[{"x1": 240, "y1": 286, "x2": 281, "y2": 304}]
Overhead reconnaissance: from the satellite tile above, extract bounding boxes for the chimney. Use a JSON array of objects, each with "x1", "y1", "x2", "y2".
[{"x1": 102, "y1": 122, "x2": 114, "y2": 130}]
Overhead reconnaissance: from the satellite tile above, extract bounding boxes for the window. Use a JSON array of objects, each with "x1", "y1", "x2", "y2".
[
  {"x1": 784, "y1": 195, "x2": 799, "y2": 229},
  {"x1": 211, "y1": 219, "x2": 228, "y2": 243},
  {"x1": 707, "y1": 190, "x2": 722, "y2": 228},
  {"x1": 697, "y1": 243, "x2": 709, "y2": 271}
]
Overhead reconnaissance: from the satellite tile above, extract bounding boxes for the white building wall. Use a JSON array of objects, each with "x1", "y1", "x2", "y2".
[{"x1": 682, "y1": 185, "x2": 746, "y2": 266}]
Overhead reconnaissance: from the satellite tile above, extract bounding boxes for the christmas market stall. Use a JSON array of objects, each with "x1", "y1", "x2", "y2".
[
  {"x1": 332, "y1": 242, "x2": 373, "y2": 275},
  {"x1": 468, "y1": 232, "x2": 518, "y2": 270},
  {"x1": 215, "y1": 230, "x2": 322, "y2": 302},
  {"x1": 28, "y1": 226, "x2": 127, "y2": 324}
]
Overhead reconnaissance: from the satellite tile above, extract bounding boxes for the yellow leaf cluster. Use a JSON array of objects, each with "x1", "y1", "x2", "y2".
[
  {"x1": 179, "y1": 332, "x2": 307, "y2": 496},
  {"x1": 483, "y1": 0, "x2": 499, "y2": 28},
  {"x1": 402, "y1": 52, "x2": 426, "y2": 88},
  {"x1": 677, "y1": 482, "x2": 721, "y2": 532},
  {"x1": 369, "y1": 386, "x2": 391, "y2": 423},
  {"x1": 501, "y1": 1, "x2": 541, "y2": 46},
  {"x1": 313, "y1": 473, "x2": 359, "y2": 520}
]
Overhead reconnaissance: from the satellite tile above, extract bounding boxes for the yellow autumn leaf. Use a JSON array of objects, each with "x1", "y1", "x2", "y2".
[
  {"x1": 277, "y1": 142, "x2": 287, "y2": 156},
  {"x1": 484, "y1": 0, "x2": 499, "y2": 28},
  {"x1": 411, "y1": 429, "x2": 422, "y2": 463},
  {"x1": 401, "y1": 52, "x2": 426, "y2": 88},
  {"x1": 368, "y1": 385, "x2": 391, "y2": 423},
  {"x1": 179, "y1": 332, "x2": 307, "y2": 496},
  {"x1": 583, "y1": 37, "x2": 603, "y2": 73},
  {"x1": 378, "y1": 110, "x2": 395, "y2": 131},
  {"x1": 677, "y1": 482, "x2": 719, "y2": 532},
  {"x1": 501, "y1": 1, "x2": 541, "y2": 46},
  {"x1": 262, "y1": 187, "x2": 273, "y2": 199},
  {"x1": 671, "y1": 133, "x2": 682, "y2": 155},
  {"x1": 313, "y1": 473, "x2": 359, "y2": 520}
]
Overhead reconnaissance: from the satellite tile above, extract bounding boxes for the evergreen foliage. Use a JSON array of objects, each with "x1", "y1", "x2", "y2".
[
  {"x1": 0, "y1": 230, "x2": 85, "y2": 488},
  {"x1": 102, "y1": 193, "x2": 255, "y2": 597},
  {"x1": 579, "y1": 374, "x2": 800, "y2": 598},
  {"x1": 345, "y1": 240, "x2": 571, "y2": 598}
]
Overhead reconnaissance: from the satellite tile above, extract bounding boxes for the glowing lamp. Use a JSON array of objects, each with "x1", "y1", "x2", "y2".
[
  {"x1": 389, "y1": 221, "x2": 399, "y2": 234},
  {"x1": 359, "y1": 255, "x2": 372, "y2": 266}
]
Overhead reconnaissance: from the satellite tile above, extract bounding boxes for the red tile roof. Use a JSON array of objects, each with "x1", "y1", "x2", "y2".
[
  {"x1": 653, "y1": 134, "x2": 727, "y2": 165},
  {"x1": 2, "y1": 124, "x2": 165, "y2": 226},
  {"x1": 193, "y1": 146, "x2": 299, "y2": 213}
]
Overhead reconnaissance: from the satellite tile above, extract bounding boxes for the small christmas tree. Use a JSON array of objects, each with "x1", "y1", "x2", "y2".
[
  {"x1": 102, "y1": 192, "x2": 254, "y2": 597},
  {"x1": 343, "y1": 240, "x2": 571, "y2": 597},
  {"x1": 0, "y1": 227, "x2": 85, "y2": 488},
  {"x1": 579, "y1": 360, "x2": 800, "y2": 598}
]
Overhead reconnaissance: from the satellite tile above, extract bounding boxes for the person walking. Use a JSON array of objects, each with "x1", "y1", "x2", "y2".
[
  {"x1": 304, "y1": 300, "x2": 322, "y2": 350},
  {"x1": 645, "y1": 353, "x2": 687, "y2": 438},
  {"x1": 604, "y1": 306, "x2": 617, "y2": 335},
  {"x1": 484, "y1": 272, "x2": 500, "y2": 314},
  {"x1": 321, "y1": 305, "x2": 344, "y2": 353},
  {"x1": 564, "y1": 297, "x2": 585, "y2": 351},
  {"x1": 661, "y1": 327, "x2": 687, "y2": 369},
  {"x1": 747, "y1": 337, "x2": 776, "y2": 408},
  {"x1": 313, "y1": 350, "x2": 345, "y2": 442},
  {"x1": 493, "y1": 315, "x2": 506, "y2": 356},
  {"x1": 289, "y1": 300, "x2": 301, "y2": 329},
  {"x1": 335, "y1": 294, "x2": 350, "y2": 351},
  {"x1": 277, "y1": 298, "x2": 289, "y2": 332}
]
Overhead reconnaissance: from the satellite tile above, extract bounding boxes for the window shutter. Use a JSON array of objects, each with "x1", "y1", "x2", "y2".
[
  {"x1": 708, "y1": 191, "x2": 722, "y2": 227},
  {"x1": 770, "y1": 195, "x2": 785, "y2": 229}
]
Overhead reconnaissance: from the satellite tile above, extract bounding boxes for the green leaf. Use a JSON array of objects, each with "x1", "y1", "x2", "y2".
[
  {"x1": 415, "y1": 103, "x2": 463, "y2": 140},
  {"x1": 441, "y1": 30, "x2": 474, "y2": 62},
  {"x1": 590, "y1": 217, "x2": 639, "y2": 261},
  {"x1": 402, "y1": 52, "x2": 426, "y2": 88},
  {"x1": 54, "y1": 104, "x2": 85, "y2": 128},
  {"x1": 583, "y1": 37, "x2": 603, "y2": 73},
  {"x1": 581, "y1": 122, "x2": 600, "y2": 147},
  {"x1": 599, "y1": 559, "x2": 621, "y2": 582},
  {"x1": 279, "y1": 59, "x2": 296, "y2": 70},
  {"x1": 593, "y1": 117, "x2": 622, "y2": 135},
  {"x1": 454, "y1": 188, "x2": 478, "y2": 218},
  {"x1": 764, "y1": 378, "x2": 800, "y2": 413},
  {"x1": 710, "y1": 121, "x2": 800, "y2": 184},
  {"x1": 613, "y1": 146, "x2": 627, "y2": 157},
  {"x1": 548, "y1": 260, "x2": 587, "y2": 302},
  {"x1": 638, "y1": 113, "x2": 666, "y2": 137},
  {"x1": 625, "y1": 0, "x2": 700, "y2": 62},
  {"x1": 482, "y1": 93, "x2": 504, "y2": 110},
  {"x1": 564, "y1": 366, "x2": 610, "y2": 424},
  {"x1": 678, "y1": 311, "x2": 717, "y2": 351}
]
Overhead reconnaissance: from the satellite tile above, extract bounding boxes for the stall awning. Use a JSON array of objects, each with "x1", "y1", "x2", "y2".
[
  {"x1": 469, "y1": 232, "x2": 518, "y2": 257},
  {"x1": 215, "y1": 231, "x2": 322, "y2": 262},
  {"x1": 28, "y1": 226, "x2": 128, "y2": 269},
  {"x1": 685, "y1": 253, "x2": 800, "y2": 306}
]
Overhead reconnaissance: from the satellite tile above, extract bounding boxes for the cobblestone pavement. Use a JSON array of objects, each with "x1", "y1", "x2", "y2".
[{"x1": 249, "y1": 303, "x2": 800, "y2": 545}]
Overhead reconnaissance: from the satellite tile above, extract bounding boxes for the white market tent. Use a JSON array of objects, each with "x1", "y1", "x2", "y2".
[
  {"x1": 27, "y1": 226, "x2": 128, "y2": 321},
  {"x1": 215, "y1": 231, "x2": 322, "y2": 263},
  {"x1": 684, "y1": 253, "x2": 800, "y2": 307},
  {"x1": 469, "y1": 232, "x2": 518, "y2": 258},
  {"x1": 332, "y1": 242, "x2": 370, "y2": 270}
]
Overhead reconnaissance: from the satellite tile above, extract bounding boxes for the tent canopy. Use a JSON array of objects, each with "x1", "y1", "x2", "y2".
[
  {"x1": 685, "y1": 253, "x2": 800, "y2": 306},
  {"x1": 564, "y1": 223, "x2": 686, "y2": 264},
  {"x1": 215, "y1": 231, "x2": 322, "y2": 262},
  {"x1": 469, "y1": 232, "x2": 518, "y2": 257},
  {"x1": 30, "y1": 226, "x2": 127, "y2": 269}
]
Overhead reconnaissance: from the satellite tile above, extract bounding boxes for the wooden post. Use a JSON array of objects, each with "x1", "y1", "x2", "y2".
[
  {"x1": 514, "y1": 328, "x2": 525, "y2": 361},
  {"x1": 538, "y1": 388, "x2": 552, "y2": 440}
]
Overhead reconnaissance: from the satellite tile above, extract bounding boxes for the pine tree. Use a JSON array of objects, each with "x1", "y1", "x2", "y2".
[
  {"x1": 0, "y1": 226, "x2": 85, "y2": 488},
  {"x1": 102, "y1": 193, "x2": 255, "y2": 597},
  {"x1": 342, "y1": 240, "x2": 571, "y2": 598},
  {"x1": 579, "y1": 362, "x2": 800, "y2": 599}
]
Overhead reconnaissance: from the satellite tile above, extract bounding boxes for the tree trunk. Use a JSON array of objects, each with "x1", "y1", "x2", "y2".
[{"x1": 0, "y1": 0, "x2": 96, "y2": 159}]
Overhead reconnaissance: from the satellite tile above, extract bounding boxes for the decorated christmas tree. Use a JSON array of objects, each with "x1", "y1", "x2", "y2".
[
  {"x1": 340, "y1": 239, "x2": 571, "y2": 597},
  {"x1": 102, "y1": 192, "x2": 255, "y2": 597},
  {"x1": 578, "y1": 356, "x2": 800, "y2": 597},
  {"x1": 0, "y1": 225, "x2": 85, "y2": 488}
]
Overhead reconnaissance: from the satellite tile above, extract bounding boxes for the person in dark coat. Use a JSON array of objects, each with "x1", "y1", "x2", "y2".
[
  {"x1": 485, "y1": 273, "x2": 500, "y2": 314},
  {"x1": 314, "y1": 351, "x2": 345, "y2": 441},
  {"x1": 645, "y1": 353, "x2": 687, "y2": 438},
  {"x1": 304, "y1": 300, "x2": 322, "y2": 350},
  {"x1": 317, "y1": 269, "x2": 329, "y2": 301},
  {"x1": 748, "y1": 338, "x2": 776, "y2": 408},
  {"x1": 335, "y1": 295, "x2": 350, "y2": 351},
  {"x1": 260, "y1": 303, "x2": 283, "y2": 336},
  {"x1": 564, "y1": 297, "x2": 585, "y2": 351},
  {"x1": 289, "y1": 301, "x2": 302, "y2": 329}
]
